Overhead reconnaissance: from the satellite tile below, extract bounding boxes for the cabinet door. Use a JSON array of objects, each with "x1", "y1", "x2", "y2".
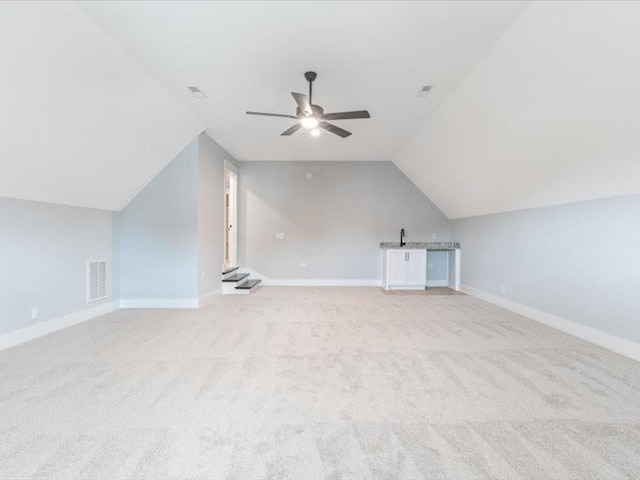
[
  {"x1": 406, "y1": 250, "x2": 427, "y2": 286},
  {"x1": 387, "y1": 250, "x2": 407, "y2": 286}
]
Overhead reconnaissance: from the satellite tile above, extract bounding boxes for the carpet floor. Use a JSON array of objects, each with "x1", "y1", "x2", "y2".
[{"x1": 0, "y1": 287, "x2": 639, "y2": 479}]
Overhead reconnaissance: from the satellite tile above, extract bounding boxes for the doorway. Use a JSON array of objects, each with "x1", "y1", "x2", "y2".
[{"x1": 223, "y1": 163, "x2": 238, "y2": 272}]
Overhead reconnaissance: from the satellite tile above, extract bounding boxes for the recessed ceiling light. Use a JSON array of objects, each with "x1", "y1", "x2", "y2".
[
  {"x1": 187, "y1": 86, "x2": 207, "y2": 99},
  {"x1": 416, "y1": 85, "x2": 433, "y2": 98}
]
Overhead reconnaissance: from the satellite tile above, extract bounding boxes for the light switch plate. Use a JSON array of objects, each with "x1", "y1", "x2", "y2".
[{"x1": 276, "y1": 232, "x2": 285, "y2": 240}]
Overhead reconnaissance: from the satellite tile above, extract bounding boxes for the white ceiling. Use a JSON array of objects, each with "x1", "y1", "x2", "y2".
[
  {"x1": 0, "y1": 2, "x2": 204, "y2": 211},
  {"x1": 79, "y1": 1, "x2": 528, "y2": 162},
  {"x1": 5, "y1": 1, "x2": 635, "y2": 218},
  {"x1": 395, "y1": 1, "x2": 640, "y2": 218}
]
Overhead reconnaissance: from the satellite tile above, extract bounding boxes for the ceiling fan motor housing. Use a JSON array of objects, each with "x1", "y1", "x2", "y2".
[
  {"x1": 296, "y1": 104, "x2": 324, "y2": 118},
  {"x1": 304, "y1": 71, "x2": 317, "y2": 82}
]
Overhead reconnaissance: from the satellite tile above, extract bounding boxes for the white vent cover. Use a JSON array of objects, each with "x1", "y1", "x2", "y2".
[
  {"x1": 416, "y1": 85, "x2": 433, "y2": 97},
  {"x1": 187, "y1": 85, "x2": 207, "y2": 99},
  {"x1": 86, "y1": 260, "x2": 108, "y2": 303}
]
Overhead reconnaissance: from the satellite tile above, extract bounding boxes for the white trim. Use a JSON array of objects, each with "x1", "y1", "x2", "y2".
[
  {"x1": 460, "y1": 284, "x2": 640, "y2": 362},
  {"x1": 223, "y1": 165, "x2": 238, "y2": 271},
  {"x1": 455, "y1": 250, "x2": 461, "y2": 291},
  {"x1": 450, "y1": 249, "x2": 461, "y2": 291},
  {"x1": 118, "y1": 299, "x2": 199, "y2": 309},
  {"x1": 223, "y1": 159, "x2": 238, "y2": 175},
  {"x1": 262, "y1": 279, "x2": 381, "y2": 287},
  {"x1": 222, "y1": 284, "x2": 259, "y2": 294},
  {"x1": 386, "y1": 285, "x2": 425, "y2": 291},
  {"x1": 239, "y1": 267, "x2": 380, "y2": 287},
  {"x1": 222, "y1": 281, "x2": 252, "y2": 294},
  {"x1": 0, "y1": 302, "x2": 116, "y2": 352}
]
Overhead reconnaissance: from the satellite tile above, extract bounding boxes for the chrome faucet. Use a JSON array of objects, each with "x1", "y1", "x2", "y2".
[{"x1": 400, "y1": 228, "x2": 406, "y2": 247}]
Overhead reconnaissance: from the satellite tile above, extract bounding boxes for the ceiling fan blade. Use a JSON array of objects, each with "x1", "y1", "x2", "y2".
[
  {"x1": 281, "y1": 123, "x2": 302, "y2": 136},
  {"x1": 246, "y1": 111, "x2": 297, "y2": 119},
  {"x1": 319, "y1": 121, "x2": 352, "y2": 138},
  {"x1": 322, "y1": 110, "x2": 371, "y2": 121},
  {"x1": 291, "y1": 92, "x2": 313, "y2": 116}
]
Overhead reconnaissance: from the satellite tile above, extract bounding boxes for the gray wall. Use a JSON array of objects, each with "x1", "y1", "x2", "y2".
[
  {"x1": 0, "y1": 197, "x2": 113, "y2": 335},
  {"x1": 197, "y1": 133, "x2": 238, "y2": 296},
  {"x1": 238, "y1": 161, "x2": 450, "y2": 280},
  {"x1": 116, "y1": 140, "x2": 199, "y2": 300},
  {"x1": 452, "y1": 194, "x2": 640, "y2": 343}
]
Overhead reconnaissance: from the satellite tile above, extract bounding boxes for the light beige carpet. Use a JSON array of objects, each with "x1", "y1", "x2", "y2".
[{"x1": 0, "y1": 287, "x2": 639, "y2": 479}]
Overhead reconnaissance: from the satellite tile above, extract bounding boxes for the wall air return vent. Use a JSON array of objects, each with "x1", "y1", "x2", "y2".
[{"x1": 87, "y1": 260, "x2": 108, "y2": 303}]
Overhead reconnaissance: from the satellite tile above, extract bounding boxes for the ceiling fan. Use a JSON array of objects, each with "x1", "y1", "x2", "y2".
[{"x1": 246, "y1": 71, "x2": 370, "y2": 138}]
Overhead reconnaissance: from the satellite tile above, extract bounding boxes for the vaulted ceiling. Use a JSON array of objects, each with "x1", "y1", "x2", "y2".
[
  {"x1": 2, "y1": 1, "x2": 639, "y2": 217},
  {"x1": 79, "y1": 1, "x2": 527, "y2": 162},
  {"x1": 0, "y1": 1, "x2": 204, "y2": 211},
  {"x1": 394, "y1": 1, "x2": 640, "y2": 218}
]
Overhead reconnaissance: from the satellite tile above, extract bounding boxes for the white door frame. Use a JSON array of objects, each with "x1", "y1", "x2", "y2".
[{"x1": 224, "y1": 161, "x2": 238, "y2": 271}]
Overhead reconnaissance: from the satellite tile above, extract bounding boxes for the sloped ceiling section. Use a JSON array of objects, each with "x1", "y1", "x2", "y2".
[
  {"x1": 0, "y1": 2, "x2": 204, "y2": 211},
  {"x1": 394, "y1": 1, "x2": 640, "y2": 219},
  {"x1": 79, "y1": 1, "x2": 527, "y2": 162}
]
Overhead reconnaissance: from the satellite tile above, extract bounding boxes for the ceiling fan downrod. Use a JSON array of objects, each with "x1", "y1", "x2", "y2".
[{"x1": 305, "y1": 71, "x2": 317, "y2": 107}]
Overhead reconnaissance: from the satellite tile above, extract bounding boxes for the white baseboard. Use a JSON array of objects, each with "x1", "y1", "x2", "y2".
[
  {"x1": 1, "y1": 292, "x2": 215, "y2": 351},
  {"x1": 238, "y1": 267, "x2": 380, "y2": 287},
  {"x1": 263, "y1": 279, "x2": 381, "y2": 287},
  {"x1": 386, "y1": 285, "x2": 426, "y2": 291},
  {"x1": 460, "y1": 284, "x2": 640, "y2": 362},
  {"x1": 222, "y1": 282, "x2": 242, "y2": 294},
  {"x1": 0, "y1": 301, "x2": 116, "y2": 352},
  {"x1": 118, "y1": 298, "x2": 199, "y2": 309}
]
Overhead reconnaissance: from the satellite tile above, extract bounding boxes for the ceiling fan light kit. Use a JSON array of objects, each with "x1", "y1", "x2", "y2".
[
  {"x1": 301, "y1": 117, "x2": 319, "y2": 129},
  {"x1": 246, "y1": 71, "x2": 371, "y2": 138}
]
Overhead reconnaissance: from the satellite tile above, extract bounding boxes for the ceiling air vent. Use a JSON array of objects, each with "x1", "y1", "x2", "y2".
[
  {"x1": 187, "y1": 86, "x2": 207, "y2": 99},
  {"x1": 416, "y1": 85, "x2": 433, "y2": 98},
  {"x1": 87, "y1": 260, "x2": 108, "y2": 303}
]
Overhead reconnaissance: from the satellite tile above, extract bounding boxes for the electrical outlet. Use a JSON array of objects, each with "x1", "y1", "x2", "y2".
[
  {"x1": 501, "y1": 285, "x2": 506, "y2": 296},
  {"x1": 428, "y1": 263, "x2": 434, "y2": 268},
  {"x1": 30, "y1": 307, "x2": 38, "y2": 321},
  {"x1": 431, "y1": 233, "x2": 437, "y2": 240},
  {"x1": 276, "y1": 232, "x2": 285, "y2": 240},
  {"x1": 300, "y1": 262, "x2": 307, "y2": 268}
]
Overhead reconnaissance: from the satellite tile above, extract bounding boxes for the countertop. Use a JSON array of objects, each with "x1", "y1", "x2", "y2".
[{"x1": 380, "y1": 242, "x2": 460, "y2": 250}]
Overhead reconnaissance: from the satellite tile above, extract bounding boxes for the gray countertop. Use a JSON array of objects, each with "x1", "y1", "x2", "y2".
[{"x1": 380, "y1": 241, "x2": 460, "y2": 250}]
